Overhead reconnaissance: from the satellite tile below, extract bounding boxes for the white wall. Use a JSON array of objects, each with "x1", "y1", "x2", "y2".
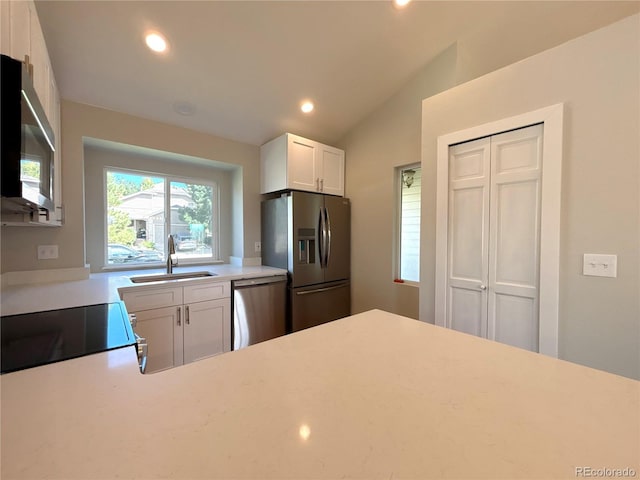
[
  {"x1": 337, "y1": 44, "x2": 458, "y2": 319},
  {"x1": 335, "y1": 11, "x2": 632, "y2": 320},
  {"x1": 0, "y1": 101, "x2": 262, "y2": 275},
  {"x1": 420, "y1": 15, "x2": 640, "y2": 379}
]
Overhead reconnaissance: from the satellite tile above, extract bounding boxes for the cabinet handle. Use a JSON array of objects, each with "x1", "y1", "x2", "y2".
[
  {"x1": 177, "y1": 306, "x2": 181, "y2": 326},
  {"x1": 316, "y1": 178, "x2": 320, "y2": 191},
  {"x1": 24, "y1": 55, "x2": 33, "y2": 78},
  {"x1": 186, "y1": 305, "x2": 190, "y2": 325},
  {"x1": 320, "y1": 178, "x2": 324, "y2": 192}
]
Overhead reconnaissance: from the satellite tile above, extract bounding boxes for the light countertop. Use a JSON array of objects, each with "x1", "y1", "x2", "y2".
[
  {"x1": 1, "y1": 309, "x2": 638, "y2": 479},
  {"x1": 0, "y1": 264, "x2": 286, "y2": 316}
]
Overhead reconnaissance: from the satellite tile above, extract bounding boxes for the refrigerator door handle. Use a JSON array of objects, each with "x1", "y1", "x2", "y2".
[
  {"x1": 325, "y1": 207, "x2": 331, "y2": 267},
  {"x1": 295, "y1": 283, "x2": 348, "y2": 295},
  {"x1": 318, "y1": 207, "x2": 326, "y2": 268}
]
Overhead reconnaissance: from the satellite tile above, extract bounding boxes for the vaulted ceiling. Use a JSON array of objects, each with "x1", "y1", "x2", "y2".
[{"x1": 36, "y1": 1, "x2": 639, "y2": 146}]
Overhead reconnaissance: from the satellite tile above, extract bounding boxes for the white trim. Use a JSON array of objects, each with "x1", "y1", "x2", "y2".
[
  {"x1": 1, "y1": 265, "x2": 91, "y2": 287},
  {"x1": 435, "y1": 103, "x2": 563, "y2": 358}
]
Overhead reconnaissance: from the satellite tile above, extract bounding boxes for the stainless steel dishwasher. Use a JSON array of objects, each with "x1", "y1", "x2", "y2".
[{"x1": 232, "y1": 275, "x2": 287, "y2": 350}]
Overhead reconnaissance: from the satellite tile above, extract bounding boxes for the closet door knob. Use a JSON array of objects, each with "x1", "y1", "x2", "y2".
[{"x1": 479, "y1": 284, "x2": 487, "y2": 291}]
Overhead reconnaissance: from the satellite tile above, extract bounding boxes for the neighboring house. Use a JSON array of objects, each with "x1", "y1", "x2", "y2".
[{"x1": 115, "y1": 183, "x2": 193, "y2": 246}]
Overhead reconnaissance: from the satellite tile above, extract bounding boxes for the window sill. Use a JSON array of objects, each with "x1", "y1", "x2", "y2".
[{"x1": 392, "y1": 279, "x2": 419, "y2": 288}]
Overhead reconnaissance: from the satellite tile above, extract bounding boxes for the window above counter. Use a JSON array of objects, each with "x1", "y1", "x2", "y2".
[
  {"x1": 104, "y1": 169, "x2": 219, "y2": 267},
  {"x1": 84, "y1": 140, "x2": 235, "y2": 273}
]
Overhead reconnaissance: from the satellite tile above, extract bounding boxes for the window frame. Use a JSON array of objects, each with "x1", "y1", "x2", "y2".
[
  {"x1": 394, "y1": 163, "x2": 421, "y2": 286},
  {"x1": 103, "y1": 167, "x2": 220, "y2": 268}
]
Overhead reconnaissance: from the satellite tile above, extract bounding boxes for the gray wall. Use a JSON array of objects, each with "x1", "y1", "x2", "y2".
[
  {"x1": 420, "y1": 15, "x2": 639, "y2": 379},
  {"x1": 0, "y1": 101, "x2": 261, "y2": 274}
]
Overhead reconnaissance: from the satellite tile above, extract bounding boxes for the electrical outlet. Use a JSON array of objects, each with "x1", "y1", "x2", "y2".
[
  {"x1": 255, "y1": 241, "x2": 262, "y2": 253},
  {"x1": 37, "y1": 245, "x2": 59, "y2": 260}
]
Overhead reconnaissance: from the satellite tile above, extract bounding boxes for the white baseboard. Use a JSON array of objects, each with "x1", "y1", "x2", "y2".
[
  {"x1": 229, "y1": 256, "x2": 262, "y2": 267},
  {"x1": 1, "y1": 265, "x2": 91, "y2": 287}
]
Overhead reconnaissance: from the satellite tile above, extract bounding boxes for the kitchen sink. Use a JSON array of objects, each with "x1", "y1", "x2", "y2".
[{"x1": 129, "y1": 271, "x2": 217, "y2": 284}]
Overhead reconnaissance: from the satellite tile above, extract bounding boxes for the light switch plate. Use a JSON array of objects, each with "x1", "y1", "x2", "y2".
[{"x1": 583, "y1": 254, "x2": 617, "y2": 278}]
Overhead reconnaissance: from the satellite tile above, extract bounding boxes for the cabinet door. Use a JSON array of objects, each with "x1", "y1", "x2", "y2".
[
  {"x1": 319, "y1": 145, "x2": 345, "y2": 196},
  {"x1": 8, "y1": 0, "x2": 30, "y2": 62},
  {"x1": 183, "y1": 298, "x2": 231, "y2": 364},
  {"x1": 0, "y1": 1, "x2": 10, "y2": 56},
  {"x1": 29, "y1": 7, "x2": 49, "y2": 112},
  {"x1": 133, "y1": 306, "x2": 184, "y2": 374},
  {"x1": 287, "y1": 134, "x2": 319, "y2": 193}
]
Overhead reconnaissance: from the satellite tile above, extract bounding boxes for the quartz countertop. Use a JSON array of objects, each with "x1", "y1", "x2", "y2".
[
  {"x1": 1, "y1": 309, "x2": 638, "y2": 479},
  {"x1": 0, "y1": 264, "x2": 286, "y2": 316}
]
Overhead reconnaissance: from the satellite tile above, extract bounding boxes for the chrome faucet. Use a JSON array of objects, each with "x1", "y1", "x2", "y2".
[{"x1": 167, "y1": 234, "x2": 177, "y2": 274}]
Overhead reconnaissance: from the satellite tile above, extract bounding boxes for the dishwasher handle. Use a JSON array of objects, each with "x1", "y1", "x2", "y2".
[{"x1": 233, "y1": 275, "x2": 287, "y2": 288}]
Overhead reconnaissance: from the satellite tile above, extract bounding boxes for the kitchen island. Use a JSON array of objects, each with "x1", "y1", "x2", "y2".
[{"x1": 1, "y1": 309, "x2": 638, "y2": 479}]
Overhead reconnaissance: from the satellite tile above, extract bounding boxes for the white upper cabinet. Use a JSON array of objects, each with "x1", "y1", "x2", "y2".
[
  {"x1": 28, "y1": 7, "x2": 50, "y2": 117},
  {"x1": 1, "y1": 0, "x2": 63, "y2": 226},
  {"x1": 4, "y1": 0, "x2": 29, "y2": 62},
  {"x1": 261, "y1": 133, "x2": 345, "y2": 196},
  {"x1": 318, "y1": 143, "x2": 345, "y2": 196},
  {"x1": 3, "y1": 2, "x2": 49, "y2": 110},
  {"x1": 287, "y1": 135, "x2": 319, "y2": 192}
]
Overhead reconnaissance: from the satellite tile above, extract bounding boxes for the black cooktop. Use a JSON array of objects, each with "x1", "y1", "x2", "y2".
[{"x1": 1, "y1": 302, "x2": 136, "y2": 374}]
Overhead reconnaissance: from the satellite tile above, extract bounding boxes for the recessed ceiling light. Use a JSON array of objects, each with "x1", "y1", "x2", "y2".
[
  {"x1": 393, "y1": 0, "x2": 411, "y2": 8},
  {"x1": 145, "y1": 32, "x2": 168, "y2": 53},
  {"x1": 301, "y1": 101, "x2": 314, "y2": 113}
]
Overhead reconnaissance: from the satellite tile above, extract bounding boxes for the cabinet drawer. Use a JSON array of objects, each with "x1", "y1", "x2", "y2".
[
  {"x1": 184, "y1": 281, "x2": 230, "y2": 303},
  {"x1": 121, "y1": 286, "x2": 183, "y2": 311}
]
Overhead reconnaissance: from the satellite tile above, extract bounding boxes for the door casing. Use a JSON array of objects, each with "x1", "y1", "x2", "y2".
[{"x1": 435, "y1": 104, "x2": 563, "y2": 358}]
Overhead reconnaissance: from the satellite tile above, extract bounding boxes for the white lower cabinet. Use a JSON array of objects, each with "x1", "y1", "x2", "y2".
[
  {"x1": 121, "y1": 281, "x2": 231, "y2": 374},
  {"x1": 133, "y1": 306, "x2": 181, "y2": 373},
  {"x1": 182, "y1": 298, "x2": 230, "y2": 364}
]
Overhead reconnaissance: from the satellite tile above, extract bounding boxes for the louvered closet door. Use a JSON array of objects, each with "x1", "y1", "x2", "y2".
[{"x1": 447, "y1": 124, "x2": 543, "y2": 352}]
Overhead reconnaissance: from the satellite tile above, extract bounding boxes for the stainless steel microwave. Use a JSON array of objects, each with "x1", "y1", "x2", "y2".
[{"x1": 1, "y1": 54, "x2": 55, "y2": 214}]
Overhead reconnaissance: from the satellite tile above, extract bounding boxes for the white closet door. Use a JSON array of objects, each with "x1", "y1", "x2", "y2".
[
  {"x1": 447, "y1": 138, "x2": 490, "y2": 337},
  {"x1": 488, "y1": 124, "x2": 543, "y2": 351},
  {"x1": 436, "y1": 104, "x2": 562, "y2": 356},
  {"x1": 446, "y1": 124, "x2": 543, "y2": 351}
]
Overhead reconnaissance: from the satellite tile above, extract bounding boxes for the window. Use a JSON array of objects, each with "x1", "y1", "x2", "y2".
[
  {"x1": 105, "y1": 169, "x2": 218, "y2": 266},
  {"x1": 396, "y1": 165, "x2": 421, "y2": 283}
]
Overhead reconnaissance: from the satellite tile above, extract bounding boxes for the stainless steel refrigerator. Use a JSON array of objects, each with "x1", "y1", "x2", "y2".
[{"x1": 261, "y1": 191, "x2": 350, "y2": 332}]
